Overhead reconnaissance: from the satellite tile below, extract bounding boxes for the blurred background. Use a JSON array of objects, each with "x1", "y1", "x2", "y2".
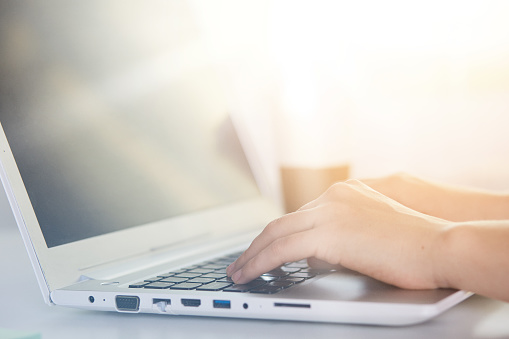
[
  {"x1": 192, "y1": 0, "x2": 509, "y2": 210},
  {"x1": 1, "y1": 0, "x2": 509, "y2": 217}
]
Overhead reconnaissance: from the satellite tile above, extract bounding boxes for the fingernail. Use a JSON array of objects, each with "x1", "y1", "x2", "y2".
[
  {"x1": 232, "y1": 269, "x2": 243, "y2": 283},
  {"x1": 226, "y1": 262, "x2": 236, "y2": 276}
]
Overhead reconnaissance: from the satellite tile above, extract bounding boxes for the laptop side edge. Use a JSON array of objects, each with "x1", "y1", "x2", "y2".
[{"x1": 0, "y1": 130, "x2": 52, "y2": 304}]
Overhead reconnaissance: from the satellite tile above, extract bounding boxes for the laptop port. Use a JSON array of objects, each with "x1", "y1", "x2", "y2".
[
  {"x1": 153, "y1": 298, "x2": 171, "y2": 305},
  {"x1": 115, "y1": 295, "x2": 140, "y2": 311},
  {"x1": 213, "y1": 300, "x2": 231, "y2": 309},
  {"x1": 274, "y1": 302, "x2": 310, "y2": 309},
  {"x1": 153, "y1": 298, "x2": 171, "y2": 312},
  {"x1": 181, "y1": 298, "x2": 201, "y2": 307}
]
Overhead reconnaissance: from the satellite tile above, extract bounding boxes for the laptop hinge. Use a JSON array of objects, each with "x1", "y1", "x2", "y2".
[{"x1": 77, "y1": 275, "x2": 94, "y2": 282}]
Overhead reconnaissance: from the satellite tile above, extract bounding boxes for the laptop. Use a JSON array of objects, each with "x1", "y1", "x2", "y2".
[{"x1": 0, "y1": 1, "x2": 471, "y2": 326}]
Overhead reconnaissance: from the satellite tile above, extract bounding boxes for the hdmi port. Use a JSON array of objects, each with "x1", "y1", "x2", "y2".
[{"x1": 181, "y1": 298, "x2": 201, "y2": 307}]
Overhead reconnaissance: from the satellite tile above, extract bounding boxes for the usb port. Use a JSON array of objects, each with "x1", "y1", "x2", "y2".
[
  {"x1": 181, "y1": 298, "x2": 201, "y2": 307},
  {"x1": 213, "y1": 300, "x2": 231, "y2": 309}
]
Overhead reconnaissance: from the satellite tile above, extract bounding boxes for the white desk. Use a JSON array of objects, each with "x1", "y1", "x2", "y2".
[{"x1": 1, "y1": 190, "x2": 509, "y2": 339}]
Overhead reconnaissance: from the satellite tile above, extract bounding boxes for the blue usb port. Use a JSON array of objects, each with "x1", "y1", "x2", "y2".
[{"x1": 213, "y1": 300, "x2": 231, "y2": 309}]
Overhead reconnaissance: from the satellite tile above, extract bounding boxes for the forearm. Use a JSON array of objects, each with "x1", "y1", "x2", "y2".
[
  {"x1": 363, "y1": 174, "x2": 509, "y2": 222},
  {"x1": 435, "y1": 220, "x2": 509, "y2": 302},
  {"x1": 425, "y1": 187, "x2": 509, "y2": 222}
]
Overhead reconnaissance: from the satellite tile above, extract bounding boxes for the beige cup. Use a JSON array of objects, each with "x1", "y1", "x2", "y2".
[{"x1": 280, "y1": 164, "x2": 350, "y2": 212}]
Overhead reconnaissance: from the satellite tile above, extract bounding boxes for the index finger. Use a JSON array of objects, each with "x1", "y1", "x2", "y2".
[
  {"x1": 227, "y1": 208, "x2": 317, "y2": 276},
  {"x1": 231, "y1": 228, "x2": 321, "y2": 284}
]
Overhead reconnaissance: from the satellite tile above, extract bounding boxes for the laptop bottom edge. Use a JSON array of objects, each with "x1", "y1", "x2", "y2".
[{"x1": 50, "y1": 285, "x2": 472, "y2": 326}]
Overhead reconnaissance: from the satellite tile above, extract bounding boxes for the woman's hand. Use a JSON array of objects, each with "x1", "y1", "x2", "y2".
[{"x1": 227, "y1": 179, "x2": 449, "y2": 289}]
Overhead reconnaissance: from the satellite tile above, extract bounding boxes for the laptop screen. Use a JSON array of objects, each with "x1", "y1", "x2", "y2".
[{"x1": 0, "y1": 1, "x2": 260, "y2": 248}]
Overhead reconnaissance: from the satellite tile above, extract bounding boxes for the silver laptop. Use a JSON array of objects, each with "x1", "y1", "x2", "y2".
[{"x1": 0, "y1": 1, "x2": 471, "y2": 326}]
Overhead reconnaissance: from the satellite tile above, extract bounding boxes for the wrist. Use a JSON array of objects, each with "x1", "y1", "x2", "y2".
[{"x1": 432, "y1": 222, "x2": 472, "y2": 289}]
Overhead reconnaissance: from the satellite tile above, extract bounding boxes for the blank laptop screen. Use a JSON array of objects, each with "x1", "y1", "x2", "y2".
[{"x1": 0, "y1": 1, "x2": 260, "y2": 248}]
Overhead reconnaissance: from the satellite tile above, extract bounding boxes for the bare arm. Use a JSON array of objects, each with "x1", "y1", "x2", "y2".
[
  {"x1": 227, "y1": 179, "x2": 509, "y2": 302},
  {"x1": 362, "y1": 173, "x2": 509, "y2": 221},
  {"x1": 436, "y1": 220, "x2": 509, "y2": 301}
]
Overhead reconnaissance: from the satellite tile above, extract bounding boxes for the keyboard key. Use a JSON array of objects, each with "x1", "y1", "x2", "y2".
[
  {"x1": 216, "y1": 276, "x2": 234, "y2": 283},
  {"x1": 187, "y1": 268, "x2": 215, "y2": 274},
  {"x1": 281, "y1": 277, "x2": 306, "y2": 284},
  {"x1": 259, "y1": 275, "x2": 278, "y2": 282},
  {"x1": 164, "y1": 269, "x2": 188, "y2": 275},
  {"x1": 196, "y1": 282, "x2": 233, "y2": 291},
  {"x1": 288, "y1": 272, "x2": 316, "y2": 279},
  {"x1": 213, "y1": 270, "x2": 227, "y2": 277},
  {"x1": 268, "y1": 280, "x2": 295, "y2": 288},
  {"x1": 250, "y1": 285, "x2": 282, "y2": 294},
  {"x1": 223, "y1": 280, "x2": 266, "y2": 293},
  {"x1": 169, "y1": 282, "x2": 203, "y2": 290},
  {"x1": 280, "y1": 266, "x2": 301, "y2": 273},
  {"x1": 174, "y1": 272, "x2": 203, "y2": 279},
  {"x1": 200, "y1": 264, "x2": 226, "y2": 270},
  {"x1": 186, "y1": 277, "x2": 216, "y2": 284},
  {"x1": 200, "y1": 273, "x2": 226, "y2": 279},
  {"x1": 128, "y1": 281, "x2": 149, "y2": 288},
  {"x1": 144, "y1": 282, "x2": 173, "y2": 289},
  {"x1": 262, "y1": 268, "x2": 289, "y2": 277},
  {"x1": 159, "y1": 277, "x2": 189, "y2": 284},
  {"x1": 222, "y1": 254, "x2": 240, "y2": 259}
]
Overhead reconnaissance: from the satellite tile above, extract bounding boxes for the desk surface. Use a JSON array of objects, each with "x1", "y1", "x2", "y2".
[{"x1": 1, "y1": 190, "x2": 509, "y2": 339}]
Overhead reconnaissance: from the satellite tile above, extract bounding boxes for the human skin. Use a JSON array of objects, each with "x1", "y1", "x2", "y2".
[
  {"x1": 362, "y1": 173, "x2": 509, "y2": 222},
  {"x1": 226, "y1": 174, "x2": 509, "y2": 302}
]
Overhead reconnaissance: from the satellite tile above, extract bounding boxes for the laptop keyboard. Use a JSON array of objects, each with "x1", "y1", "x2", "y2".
[{"x1": 128, "y1": 252, "x2": 333, "y2": 294}]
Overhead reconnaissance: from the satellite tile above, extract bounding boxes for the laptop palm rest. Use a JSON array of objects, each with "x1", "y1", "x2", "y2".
[{"x1": 279, "y1": 268, "x2": 458, "y2": 304}]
